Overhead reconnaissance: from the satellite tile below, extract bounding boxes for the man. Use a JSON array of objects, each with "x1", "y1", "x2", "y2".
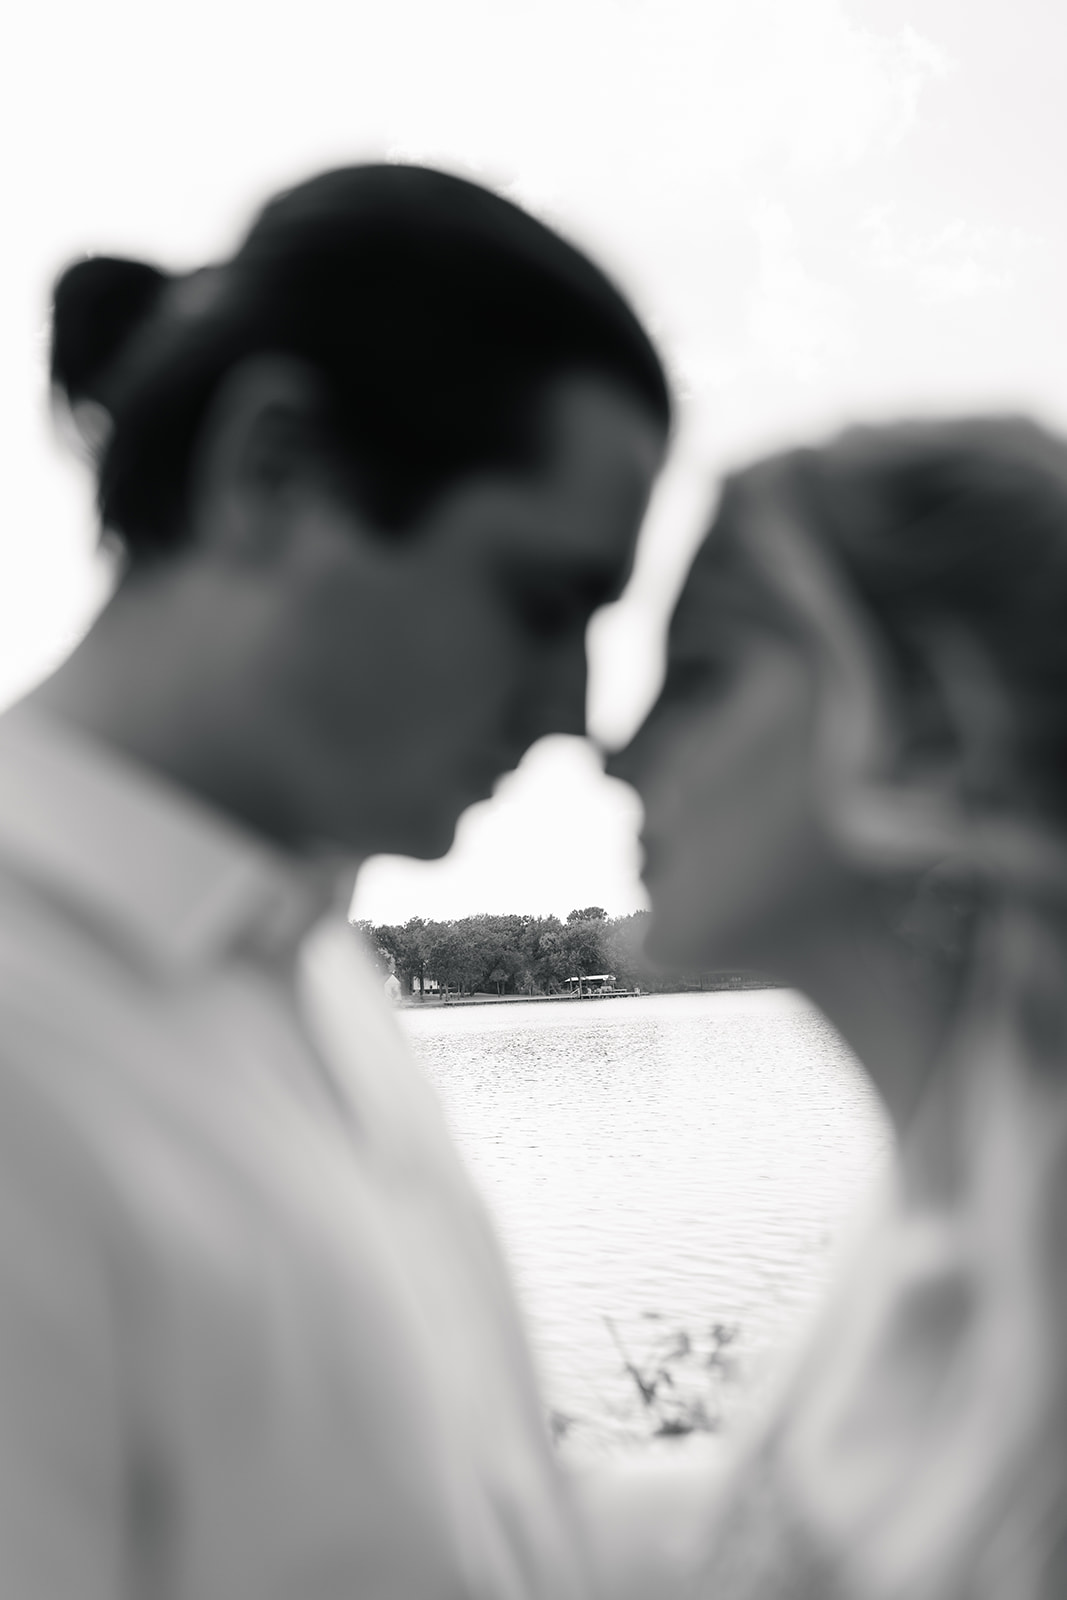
[{"x1": 0, "y1": 165, "x2": 668, "y2": 1597}]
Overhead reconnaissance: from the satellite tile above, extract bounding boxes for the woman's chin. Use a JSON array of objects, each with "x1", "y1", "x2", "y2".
[
  {"x1": 643, "y1": 864, "x2": 787, "y2": 976},
  {"x1": 642, "y1": 904, "x2": 725, "y2": 975}
]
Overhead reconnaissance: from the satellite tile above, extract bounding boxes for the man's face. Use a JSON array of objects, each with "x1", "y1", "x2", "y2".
[{"x1": 265, "y1": 374, "x2": 665, "y2": 857}]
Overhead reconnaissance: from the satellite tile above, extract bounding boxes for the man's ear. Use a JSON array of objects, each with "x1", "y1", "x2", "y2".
[{"x1": 186, "y1": 353, "x2": 334, "y2": 564}]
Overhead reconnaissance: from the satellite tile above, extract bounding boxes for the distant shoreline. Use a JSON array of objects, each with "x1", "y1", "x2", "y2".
[
  {"x1": 398, "y1": 975, "x2": 778, "y2": 1009},
  {"x1": 357, "y1": 910, "x2": 780, "y2": 1005}
]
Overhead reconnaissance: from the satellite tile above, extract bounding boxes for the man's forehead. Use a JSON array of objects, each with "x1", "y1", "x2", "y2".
[
  {"x1": 528, "y1": 374, "x2": 664, "y2": 550},
  {"x1": 422, "y1": 373, "x2": 663, "y2": 590}
]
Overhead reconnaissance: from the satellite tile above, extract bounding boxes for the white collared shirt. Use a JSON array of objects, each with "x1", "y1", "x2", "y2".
[{"x1": 0, "y1": 706, "x2": 590, "y2": 1600}]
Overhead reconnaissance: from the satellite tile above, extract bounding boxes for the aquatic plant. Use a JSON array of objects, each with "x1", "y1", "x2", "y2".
[{"x1": 601, "y1": 1313, "x2": 742, "y2": 1440}]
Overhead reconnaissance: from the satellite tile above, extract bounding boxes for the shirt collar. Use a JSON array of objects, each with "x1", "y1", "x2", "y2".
[{"x1": 0, "y1": 704, "x2": 349, "y2": 979}]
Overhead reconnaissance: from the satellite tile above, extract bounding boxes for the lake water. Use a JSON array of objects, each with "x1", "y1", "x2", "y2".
[{"x1": 402, "y1": 989, "x2": 891, "y2": 1460}]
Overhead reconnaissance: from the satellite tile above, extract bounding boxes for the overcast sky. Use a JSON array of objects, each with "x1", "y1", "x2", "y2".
[{"x1": 3, "y1": 0, "x2": 1065, "y2": 923}]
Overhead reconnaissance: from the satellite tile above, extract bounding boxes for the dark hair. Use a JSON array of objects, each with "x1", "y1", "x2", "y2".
[
  {"x1": 51, "y1": 165, "x2": 670, "y2": 556},
  {"x1": 724, "y1": 417, "x2": 1067, "y2": 817}
]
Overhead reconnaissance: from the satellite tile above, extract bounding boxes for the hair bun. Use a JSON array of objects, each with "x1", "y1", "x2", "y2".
[{"x1": 51, "y1": 256, "x2": 168, "y2": 405}]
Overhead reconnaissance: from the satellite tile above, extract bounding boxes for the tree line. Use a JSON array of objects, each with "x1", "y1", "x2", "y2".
[{"x1": 352, "y1": 907, "x2": 756, "y2": 997}]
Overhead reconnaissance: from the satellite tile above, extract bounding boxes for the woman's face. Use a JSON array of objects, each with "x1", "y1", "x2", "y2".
[{"x1": 612, "y1": 533, "x2": 856, "y2": 975}]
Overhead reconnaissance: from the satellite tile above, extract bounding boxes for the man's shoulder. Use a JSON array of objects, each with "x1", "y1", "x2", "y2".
[
  {"x1": 298, "y1": 919, "x2": 478, "y2": 1183},
  {"x1": 0, "y1": 856, "x2": 137, "y2": 1016}
]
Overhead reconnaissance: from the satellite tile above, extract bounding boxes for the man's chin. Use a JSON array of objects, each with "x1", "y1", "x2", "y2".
[
  {"x1": 643, "y1": 905, "x2": 725, "y2": 976},
  {"x1": 401, "y1": 775, "x2": 512, "y2": 859},
  {"x1": 364, "y1": 781, "x2": 504, "y2": 863},
  {"x1": 388, "y1": 811, "x2": 461, "y2": 864}
]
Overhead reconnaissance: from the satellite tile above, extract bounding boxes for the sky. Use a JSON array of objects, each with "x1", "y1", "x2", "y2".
[{"x1": 3, "y1": 0, "x2": 1066, "y2": 924}]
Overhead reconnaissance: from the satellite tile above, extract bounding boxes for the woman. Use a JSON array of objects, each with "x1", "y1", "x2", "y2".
[{"x1": 612, "y1": 418, "x2": 1067, "y2": 1599}]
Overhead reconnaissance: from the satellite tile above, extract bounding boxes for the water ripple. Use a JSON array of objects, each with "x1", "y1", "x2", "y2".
[{"x1": 402, "y1": 990, "x2": 890, "y2": 1457}]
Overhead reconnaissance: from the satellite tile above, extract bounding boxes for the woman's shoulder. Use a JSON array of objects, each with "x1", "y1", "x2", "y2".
[{"x1": 695, "y1": 1439, "x2": 849, "y2": 1600}]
